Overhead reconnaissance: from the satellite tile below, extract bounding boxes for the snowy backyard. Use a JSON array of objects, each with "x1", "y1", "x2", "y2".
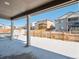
[
  {"x1": 0, "y1": 0, "x2": 79, "y2": 59},
  {"x1": 0, "y1": 34, "x2": 79, "y2": 59}
]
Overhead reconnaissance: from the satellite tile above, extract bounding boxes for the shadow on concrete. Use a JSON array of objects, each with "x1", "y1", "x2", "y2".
[{"x1": 30, "y1": 46, "x2": 74, "y2": 59}]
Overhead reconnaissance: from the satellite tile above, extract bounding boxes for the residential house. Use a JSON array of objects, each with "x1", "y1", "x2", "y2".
[
  {"x1": 34, "y1": 19, "x2": 55, "y2": 30},
  {"x1": 55, "y1": 11, "x2": 79, "y2": 33},
  {"x1": 0, "y1": 23, "x2": 5, "y2": 29},
  {"x1": 0, "y1": 23, "x2": 10, "y2": 33}
]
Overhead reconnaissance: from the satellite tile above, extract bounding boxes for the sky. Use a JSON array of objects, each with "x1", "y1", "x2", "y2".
[{"x1": 0, "y1": 3, "x2": 79, "y2": 27}]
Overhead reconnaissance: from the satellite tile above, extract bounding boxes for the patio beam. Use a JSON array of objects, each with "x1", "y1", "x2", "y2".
[{"x1": 11, "y1": 0, "x2": 75, "y2": 19}]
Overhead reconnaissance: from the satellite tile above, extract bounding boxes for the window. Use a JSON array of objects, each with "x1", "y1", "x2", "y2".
[{"x1": 68, "y1": 17, "x2": 78, "y2": 21}]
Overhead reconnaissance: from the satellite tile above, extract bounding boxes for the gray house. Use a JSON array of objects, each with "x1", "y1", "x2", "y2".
[{"x1": 55, "y1": 11, "x2": 79, "y2": 33}]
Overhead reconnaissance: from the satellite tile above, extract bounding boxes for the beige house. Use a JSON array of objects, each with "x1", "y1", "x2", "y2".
[
  {"x1": 35, "y1": 19, "x2": 55, "y2": 30},
  {"x1": 0, "y1": 23, "x2": 11, "y2": 33}
]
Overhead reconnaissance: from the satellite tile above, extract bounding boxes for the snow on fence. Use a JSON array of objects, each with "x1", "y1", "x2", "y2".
[{"x1": 30, "y1": 30, "x2": 79, "y2": 42}]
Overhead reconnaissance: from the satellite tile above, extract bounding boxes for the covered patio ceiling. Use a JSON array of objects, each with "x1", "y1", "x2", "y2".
[{"x1": 0, "y1": 0, "x2": 77, "y2": 20}]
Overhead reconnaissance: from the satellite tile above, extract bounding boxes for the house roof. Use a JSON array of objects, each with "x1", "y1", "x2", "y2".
[
  {"x1": 0, "y1": 23, "x2": 4, "y2": 26},
  {"x1": 0, "y1": 0, "x2": 77, "y2": 20},
  {"x1": 58, "y1": 11, "x2": 79, "y2": 19}
]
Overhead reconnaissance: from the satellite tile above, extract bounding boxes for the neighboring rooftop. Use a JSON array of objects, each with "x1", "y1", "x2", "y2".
[
  {"x1": 58, "y1": 11, "x2": 79, "y2": 19},
  {"x1": 0, "y1": 23, "x2": 4, "y2": 26}
]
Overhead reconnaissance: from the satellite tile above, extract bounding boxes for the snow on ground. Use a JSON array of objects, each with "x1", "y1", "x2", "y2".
[
  {"x1": 0, "y1": 35, "x2": 79, "y2": 59},
  {"x1": 17, "y1": 35, "x2": 79, "y2": 59},
  {"x1": 31, "y1": 37, "x2": 79, "y2": 59}
]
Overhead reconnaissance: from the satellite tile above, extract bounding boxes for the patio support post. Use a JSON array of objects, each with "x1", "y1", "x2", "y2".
[
  {"x1": 10, "y1": 20, "x2": 14, "y2": 40},
  {"x1": 26, "y1": 15, "x2": 30, "y2": 47}
]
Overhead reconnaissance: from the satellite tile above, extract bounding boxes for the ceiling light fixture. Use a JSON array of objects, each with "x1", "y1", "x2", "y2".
[{"x1": 4, "y1": 1, "x2": 10, "y2": 6}]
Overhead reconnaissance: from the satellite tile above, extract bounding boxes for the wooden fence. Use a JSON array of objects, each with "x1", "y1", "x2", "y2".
[{"x1": 30, "y1": 30, "x2": 79, "y2": 42}]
